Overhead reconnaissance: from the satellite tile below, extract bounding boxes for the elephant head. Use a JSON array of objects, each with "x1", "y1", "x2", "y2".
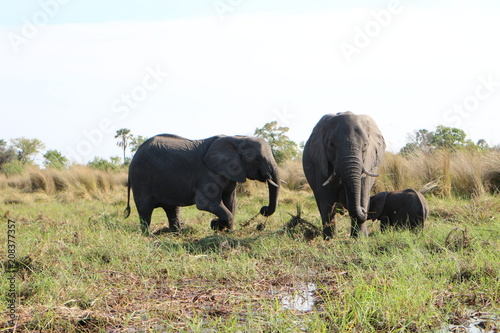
[
  {"x1": 303, "y1": 112, "x2": 385, "y2": 237},
  {"x1": 367, "y1": 191, "x2": 388, "y2": 221},
  {"x1": 204, "y1": 136, "x2": 280, "y2": 217}
]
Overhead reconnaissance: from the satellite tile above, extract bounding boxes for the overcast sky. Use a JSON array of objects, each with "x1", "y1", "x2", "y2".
[{"x1": 1, "y1": 0, "x2": 500, "y2": 164}]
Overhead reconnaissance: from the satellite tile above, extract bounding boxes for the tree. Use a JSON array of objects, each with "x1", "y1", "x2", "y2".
[
  {"x1": 115, "y1": 129, "x2": 133, "y2": 164},
  {"x1": 11, "y1": 137, "x2": 45, "y2": 164},
  {"x1": 400, "y1": 125, "x2": 484, "y2": 155},
  {"x1": 0, "y1": 139, "x2": 16, "y2": 167},
  {"x1": 400, "y1": 129, "x2": 434, "y2": 155},
  {"x1": 413, "y1": 129, "x2": 433, "y2": 152},
  {"x1": 399, "y1": 142, "x2": 419, "y2": 156},
  {"x1": 254, "y1": 121, "x2": 300, "y2": 164},
  {"x1": 430, "y1": 125, "x2": 467, "y2": 149},
  {"x1": 476, "y1": 139, "x2": 489, "y2": 150},
  {"x1": 130, "y1": 135, "x2": 148, "y2": 153},
  {"x1": 43, "y1": 150, "x2": 68, "y2": 169}
]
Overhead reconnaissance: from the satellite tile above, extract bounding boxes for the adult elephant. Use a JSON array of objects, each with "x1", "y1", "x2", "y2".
[
  {"x1": 303, "y1": 112, "x2": 386, "y2": 239},
  {"x1": 125, "y1": 134, "x2": 280, "y2": 234},
  {"x1": 368, "y1": 189, "x2": 429, "y2": 231}
]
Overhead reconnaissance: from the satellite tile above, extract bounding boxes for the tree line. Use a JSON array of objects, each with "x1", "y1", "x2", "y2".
[
  {"x1": 400, "y1": 125, "x2": 493, "y2": 155},
  {"x1": 0, "y1": 124, "x2": 495, "y2": 176},
  {"x1": 0, "y1": 130, "x2": 148, "y2": 175}
]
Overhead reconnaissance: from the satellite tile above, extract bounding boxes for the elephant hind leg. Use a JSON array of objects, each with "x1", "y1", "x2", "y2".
[
  {"x1": 163, "y1": 206, "x2": 181, "y2": 232},
  {"x1": 137, "y1": 206, "x2": 153, "y2": 235}
]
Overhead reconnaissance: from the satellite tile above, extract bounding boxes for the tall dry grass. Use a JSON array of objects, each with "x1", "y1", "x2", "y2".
[
  {"x1": 274, "y1": 150, "x2": 500, "y2": 198},
  {"x1": 377, "y1": 149, "x2": 500, "y2": 197},
  {"x1": 279, "y1": 159, "x2": 310, "y2": 191},
  {"x1": 0, "y1": 166, "x2": 128, "y2": 200},
  {"x1": 1, "y1": 149, "x2": 498, "y2": 200}
]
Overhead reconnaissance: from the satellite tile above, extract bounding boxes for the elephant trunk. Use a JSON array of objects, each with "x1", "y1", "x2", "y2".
[
  {"x1": 260, "y1": 169, "x2": 280, "y2": 217},
  {"x1": 340, "y1": 157, "x2": 367, "y2": 235}
]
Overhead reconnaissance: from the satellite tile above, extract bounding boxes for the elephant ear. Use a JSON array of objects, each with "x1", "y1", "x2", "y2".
[
  {"x1": 204, "y1": 137, "x2": 247, "y2": 183},
  {"x1": 368, "y1": 191, "x2": 388, "y2": 220},
  {"x1": 373, "y1": 132, "x2": 386, "y2": 167},
  {"x1": 307, "y1": 116, "x2": 331, "y2": 177},
  {"x1": 370, "y1": 121, "x2": 386, "y2": 169}
]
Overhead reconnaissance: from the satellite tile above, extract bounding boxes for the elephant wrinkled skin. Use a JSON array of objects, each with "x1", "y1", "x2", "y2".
[
  {"x1": 125, "y1": 134, "x2": 280, "y2": 234},
  {"x1": 368, "y1": 189, "x2": 429, "y2": 231},
  {"x1": 303, "y1": 112, "x2": 386, "y2": 239}
]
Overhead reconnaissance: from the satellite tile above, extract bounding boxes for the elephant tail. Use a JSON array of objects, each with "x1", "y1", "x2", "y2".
[{"x1": 124, "y1": 172, "x2": 131, "y2": 218}]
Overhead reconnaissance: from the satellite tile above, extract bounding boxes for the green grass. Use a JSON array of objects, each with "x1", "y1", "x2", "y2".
[{"x1": 1, "y1": 182, "x2": 499, "y2": 332}]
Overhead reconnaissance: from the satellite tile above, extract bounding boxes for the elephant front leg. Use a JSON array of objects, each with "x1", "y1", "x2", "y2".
[
  {"x1": 222, "y1": 188, "x2": 237, "y2": 217},
  {"x1": 351, "y1": 218, "x2": 369, "y2": 237},
  {"x1": 195, "y1": 189, "x2": 234, "y2": 231},
  {"x1": 379, "y1": 216, "x2": 390, "y2": 232},
  {"x1": 319, "y1": 201, "x2": 336, "y2": 240},
  {"x1": 208, "y1": 204, "x2": 234, "y2": 231}
]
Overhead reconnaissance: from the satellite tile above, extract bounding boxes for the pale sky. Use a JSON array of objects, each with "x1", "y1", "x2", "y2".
[{"x1": 1, "y1": 0, "x2": 500, "y2": 164}]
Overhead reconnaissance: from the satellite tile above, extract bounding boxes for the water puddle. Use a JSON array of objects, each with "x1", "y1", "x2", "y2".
[
  {"x1": 278, "y1": 283, "x2": 499, "y2": 333},
  {"x1": 440, "y1": 312, "x2": 499, "y2": 333},
  {"x1": 281, "y1": 283, "x2": 317, "y2": 312}
]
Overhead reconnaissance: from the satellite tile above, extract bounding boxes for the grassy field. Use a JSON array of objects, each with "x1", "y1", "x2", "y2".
[{"x1": 1, "y1": 151, "x2": 499, "y2": 332}]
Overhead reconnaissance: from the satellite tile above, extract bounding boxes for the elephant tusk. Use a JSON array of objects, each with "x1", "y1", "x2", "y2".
[
  {"x1": 280, "y1": 180, "x2": 287, "y2": 185},
  {"x1": 267, "y1": 179, "x2": 279, "y2": 188},
  {"x1": 322, "y1": 172, "x2": 337, "y2": 186},
  {"x1": 362, "y1": 168, "x2": 379, "y2": 177}
]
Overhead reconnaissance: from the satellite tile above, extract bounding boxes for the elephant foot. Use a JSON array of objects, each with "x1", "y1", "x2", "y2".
[
  {"x1": 210, "y1": 218, "x2": 230, "y2": 231},
  {"x1": 168, "y1": 222, "x2": 182, "y2": 233},
  {"x1": 350, "y1": 222, "x2": 368, "y2": 237},
  {"x1": 152, "y1": 225, "x2": 180, "y2": 235},
  {"x1": 141, "y1": 228, "x2": 154, "y2": 237},
  {"x1": 323, "y1": 225, "x2": 335, "y2": 240},
  {"x1": 140, "y1": 226, "x2": 152, "y2": 236}
]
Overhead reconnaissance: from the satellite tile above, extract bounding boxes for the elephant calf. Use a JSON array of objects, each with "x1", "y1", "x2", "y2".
[
  {"x1": 124, "y1": 134, "x2": 280, "y2": 234},
  {"x1": 367, "y1": 189, "x2": 429, "y2": 231}
]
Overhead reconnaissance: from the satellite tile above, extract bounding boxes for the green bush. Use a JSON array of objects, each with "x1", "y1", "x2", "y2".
[
  {"x1": 87, "y1": 157, "x2": 122, "y2": 172},
  {"x1": 1, "y1": 159, "x2": 25, "y2": 176}
]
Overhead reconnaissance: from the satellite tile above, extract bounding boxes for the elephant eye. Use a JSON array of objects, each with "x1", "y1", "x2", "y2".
[{"x1": 362, "y1": 142, "x2": 368, "y2": 152}]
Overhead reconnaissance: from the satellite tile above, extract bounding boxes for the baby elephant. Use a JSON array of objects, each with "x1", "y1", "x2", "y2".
[{"x1": 368, "y1": 189, "x2": 429, "y2": 231}]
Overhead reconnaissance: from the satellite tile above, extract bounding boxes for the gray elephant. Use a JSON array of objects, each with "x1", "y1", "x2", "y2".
[
  {"x1": 367, "y1": 189, "x2": 429, "y2": 231},
  {"x1": 124, "y1": 134, "x2": 280, "y2": 234},
  {"x1": 302, "y1": 112, "x2": 386, "y2": 238}
]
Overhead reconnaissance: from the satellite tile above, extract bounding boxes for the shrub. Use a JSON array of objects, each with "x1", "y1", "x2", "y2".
[
  {"x1": 1, "y1": 160, "x2": 24, "y2": 176},
  {"x1": 87, "y1": 157, "x2": 122, "y2": 172}
]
